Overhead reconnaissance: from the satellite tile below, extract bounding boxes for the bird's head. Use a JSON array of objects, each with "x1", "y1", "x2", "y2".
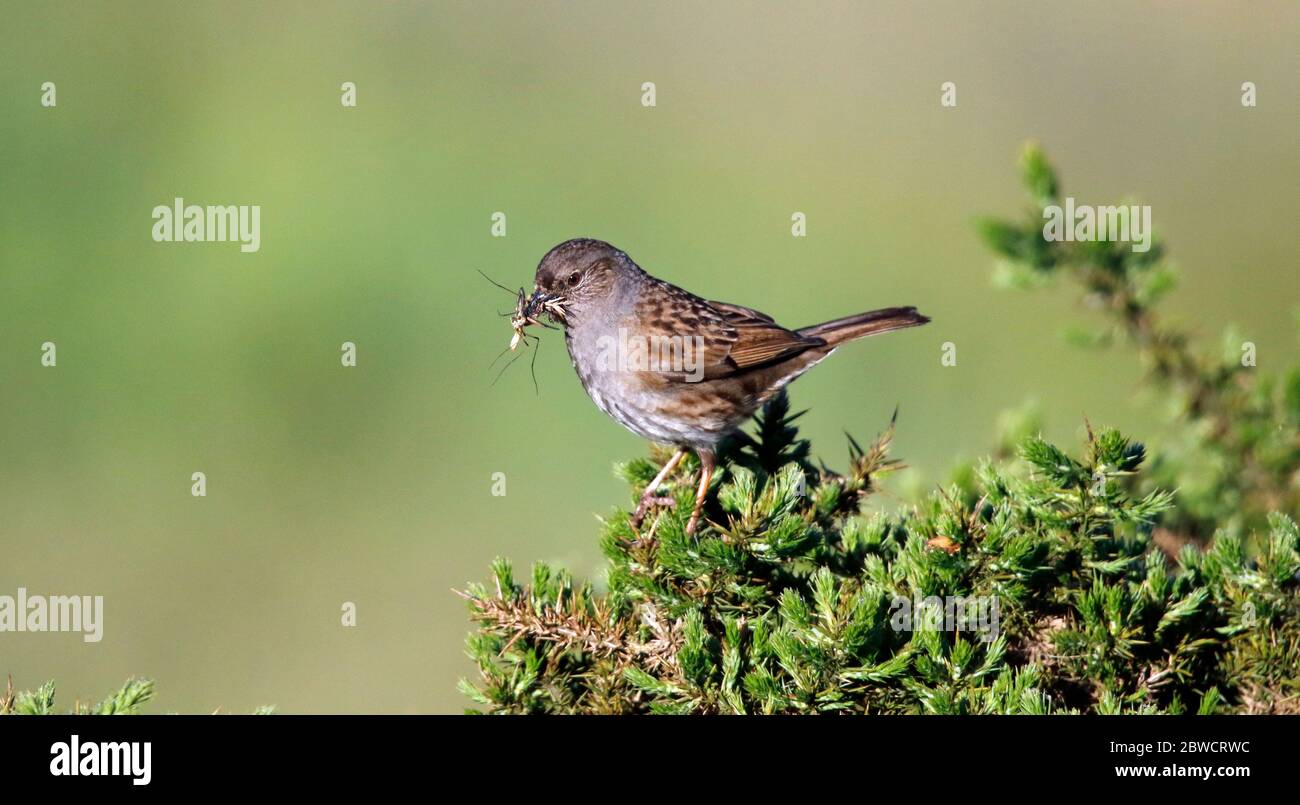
[{"x1": 526, "y1": 238, "x2": 633, "y2": 326}]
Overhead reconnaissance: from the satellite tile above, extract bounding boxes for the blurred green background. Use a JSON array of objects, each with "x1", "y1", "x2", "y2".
[{"x1": 1, "y1": 1, "x2": 1297, "y2": 713}]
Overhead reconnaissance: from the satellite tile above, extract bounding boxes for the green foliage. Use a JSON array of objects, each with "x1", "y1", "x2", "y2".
[
  {"x1": 978, "y1": 142, "x2": 1300, "y2": 541},
  {"x1": 89, "y1": 677, "x2": 156, "y2": 715},
  {"x1": 463, "y1": 392, "x2": 1300, "y2": 714},
  {"x1": 0, "y1": 677, "x2": 275, "y2": 715},
  {"x1": 1, "y1": 677, "x2": 154, "y2": 715}
]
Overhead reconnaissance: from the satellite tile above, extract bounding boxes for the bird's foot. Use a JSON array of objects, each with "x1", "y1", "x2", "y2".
[
  {"x1": 632, "y1": 493, "x2": 676, "y2": 527},
  {"x1": 630, "y1": 447, "x2": 689, "y2": 529},
  {"x1": 685, "y1": 511, "x2": 702, "y2": 536}
]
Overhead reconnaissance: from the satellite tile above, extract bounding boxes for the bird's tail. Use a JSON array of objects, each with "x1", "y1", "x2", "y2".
[{"x1": 797, "y1": 306, "x2": 930, "y2": 346}]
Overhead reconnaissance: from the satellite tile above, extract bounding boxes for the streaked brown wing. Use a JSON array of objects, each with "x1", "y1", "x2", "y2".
[
  {"x1": 709, "y1": 299, "x2": 825, "y2": 372},
  {"x1": 631, "y1": 282, "x2": 824, "y2": 382},
  {"x1": 705, "y1": 300, "x2": 775, "y2": 324}
]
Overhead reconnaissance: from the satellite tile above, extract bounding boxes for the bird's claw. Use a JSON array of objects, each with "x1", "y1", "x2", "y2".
[{"x1": 631, "y1": 494, "x2": 676, "y2": 526}]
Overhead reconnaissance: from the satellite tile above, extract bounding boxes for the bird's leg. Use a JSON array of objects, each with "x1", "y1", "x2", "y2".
[
  {"x1": 632, "y1": 448, "x2": 687, "y2": 526},
  {"x1": 686, "y1": 449, "x2": 715, "y2": 536}
]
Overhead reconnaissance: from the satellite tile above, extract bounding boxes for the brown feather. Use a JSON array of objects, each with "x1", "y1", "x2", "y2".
[{"x1": 797, "y1": 307, "x2": 930, "y2": 345}]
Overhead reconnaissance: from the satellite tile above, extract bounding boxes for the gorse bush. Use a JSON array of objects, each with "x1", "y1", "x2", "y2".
[
  {"x1": 462, "y1": 147, "x2": 1300, "y2": 715},
  {"x1": 462, "y1": 393, "x2": 1300, "y2": 714}
]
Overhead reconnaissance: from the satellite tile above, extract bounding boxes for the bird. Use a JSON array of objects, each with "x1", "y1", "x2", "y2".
[{"x1": 520, "y1": 238, "x2": 929, "y2": 535}]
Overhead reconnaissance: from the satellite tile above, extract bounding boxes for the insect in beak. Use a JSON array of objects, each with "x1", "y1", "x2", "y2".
[{"x1": 509, "y1": 291, "x2": 567, "y2": 350}]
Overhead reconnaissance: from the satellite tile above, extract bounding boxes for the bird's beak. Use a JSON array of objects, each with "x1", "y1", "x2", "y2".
[
  {"x1": 524, "y1": 290, "x2": 548, "y2": 314},
  {"x1": 525, "y1": 290, "x2": 567, "y2": 323}
]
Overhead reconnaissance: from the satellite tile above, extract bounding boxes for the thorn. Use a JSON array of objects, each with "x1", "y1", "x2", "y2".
[{"x1": 845, "y1": 430, "x2": 864, "y2": 458}]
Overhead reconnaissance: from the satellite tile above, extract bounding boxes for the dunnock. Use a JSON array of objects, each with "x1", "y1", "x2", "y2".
[{"x1": 520, "y1": 238, "x2": 929, "y2": 534}]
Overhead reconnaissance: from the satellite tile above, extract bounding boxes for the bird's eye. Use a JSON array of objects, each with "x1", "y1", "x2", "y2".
[{"x1": 567, "y1": 271, "x2": 581, "y2": 286}]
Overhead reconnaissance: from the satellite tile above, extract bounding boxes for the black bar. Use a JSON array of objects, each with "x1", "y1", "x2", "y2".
[{"x1": 0, "y1": 715, "x2": 1283, "y2": 790}]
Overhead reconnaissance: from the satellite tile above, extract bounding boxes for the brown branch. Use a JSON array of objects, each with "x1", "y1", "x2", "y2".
[{"x1": 460, "y1": 591, "x2": 682, "y2": 673}]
